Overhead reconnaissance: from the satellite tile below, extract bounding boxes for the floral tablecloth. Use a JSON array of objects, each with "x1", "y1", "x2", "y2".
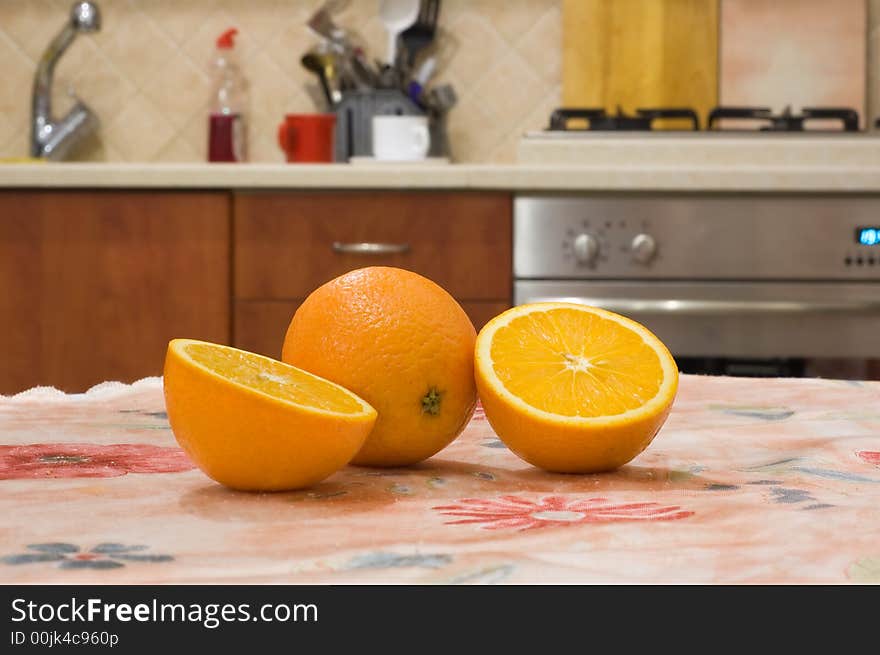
[{"x1": 1, "y1": 375, "x2": 879, "y2": 584}]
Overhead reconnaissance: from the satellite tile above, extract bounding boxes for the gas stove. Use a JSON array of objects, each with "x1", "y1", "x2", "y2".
[
  {"x1": 545, "y1": 105, "x2": 863, "y2": 133},
  {"x1": 522, "y1": 103, "x2": 880, "y2": 166}
]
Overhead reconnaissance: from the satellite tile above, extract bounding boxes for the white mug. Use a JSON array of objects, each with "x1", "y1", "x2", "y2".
[{"x1": 371, "y1": 115, "x2": 431, "y2": 161}]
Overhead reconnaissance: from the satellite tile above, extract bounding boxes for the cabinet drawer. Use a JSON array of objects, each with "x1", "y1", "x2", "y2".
[
  {"x1": 234, "y1": 299, "x2": 510, "y2": 360},
  {"x1": 234, "y1": 192, "x2": 512, "y2": 299}
]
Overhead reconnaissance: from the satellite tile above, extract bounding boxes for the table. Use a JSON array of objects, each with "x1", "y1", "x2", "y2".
[{"x1": 2, "y1": 375, "x2": 878, "y2": 584}]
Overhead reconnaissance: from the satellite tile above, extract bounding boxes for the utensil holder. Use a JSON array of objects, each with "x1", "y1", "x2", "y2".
[{"x1": 333, "y1": 89, "x2": 451, "y2": 161}]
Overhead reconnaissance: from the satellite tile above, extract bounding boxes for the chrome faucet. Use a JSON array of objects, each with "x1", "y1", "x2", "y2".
[{"x1": 30, "y1": 2, "x2": 102, "y2": 160}]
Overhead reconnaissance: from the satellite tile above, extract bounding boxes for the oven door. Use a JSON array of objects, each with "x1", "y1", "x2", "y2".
[{"x1": 514, "y1": 280, "x2": 880, "y2": 377}]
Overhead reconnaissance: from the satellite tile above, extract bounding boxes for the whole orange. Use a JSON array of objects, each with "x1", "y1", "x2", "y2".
[{"x1": 282, "y1": 267, "x2": 477, "y2": 467}]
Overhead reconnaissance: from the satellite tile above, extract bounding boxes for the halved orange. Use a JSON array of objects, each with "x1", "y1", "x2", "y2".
[
  {"x1": 474, "y1": 303, "x2": 678, "y2": 473},
  {"x1": 163, "y1": 339, "x2": 377, "y2": 491}
]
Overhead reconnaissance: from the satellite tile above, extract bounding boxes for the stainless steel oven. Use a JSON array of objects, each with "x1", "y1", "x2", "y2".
[{"x1": 514, "y1": 194, "x2": 880, "y2": 379}]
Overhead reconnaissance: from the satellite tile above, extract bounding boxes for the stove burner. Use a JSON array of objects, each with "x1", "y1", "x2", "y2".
[
  {"x1": 548, "y1": 107, "x2": 700, "y2": 132},
  {"x1": 708, "y1": 106, "x2": 860, "y2": 132}
]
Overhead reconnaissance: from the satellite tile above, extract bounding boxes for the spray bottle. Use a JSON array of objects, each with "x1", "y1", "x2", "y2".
[{"x1": 208, "y1": 28, "x2": 247, "y2": 162}]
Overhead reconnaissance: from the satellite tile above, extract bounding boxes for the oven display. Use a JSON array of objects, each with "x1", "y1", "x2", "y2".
[{"x1": 856, "y1": 227, "x2": 880, "y2": 246}]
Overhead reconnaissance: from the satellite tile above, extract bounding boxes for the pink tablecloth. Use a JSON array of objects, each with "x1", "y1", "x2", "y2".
[{"x1": 1, "y1": 375, "x2": 879, "y2": 584}]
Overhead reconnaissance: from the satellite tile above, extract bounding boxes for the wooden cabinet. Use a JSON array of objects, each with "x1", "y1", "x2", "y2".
[
  {"x1": 0, "y1": 189, "x2": 513, "y2": 392},
  {"x1": 233, "y1": 192, "x2": 512, "y2": 357},
  {"x1": 0, "y1": 191, "x2": 230, "y2": 393}
]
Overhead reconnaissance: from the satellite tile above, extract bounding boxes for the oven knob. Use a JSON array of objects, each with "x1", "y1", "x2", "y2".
[
  {"x1": 630, "y1": 233, "x2": 657, "y2": 264},
  {"x1": 572, "y1": 233, "x2": 600, "y2": 265}
]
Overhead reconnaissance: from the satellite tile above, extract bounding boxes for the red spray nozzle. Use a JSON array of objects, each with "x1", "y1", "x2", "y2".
[{"x1": 216, "y1": 28, "x2": 238, "y2": 49}]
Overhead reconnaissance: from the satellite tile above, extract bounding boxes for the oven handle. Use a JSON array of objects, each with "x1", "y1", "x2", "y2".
[{"x1": 528, "y1": 297, "x2": 880, "y2": 315}]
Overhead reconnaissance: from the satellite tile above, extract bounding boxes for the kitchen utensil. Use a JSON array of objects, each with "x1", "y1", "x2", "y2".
[
  {"x1": 376, "y1": 63, "x2": 402, "y2": 90},
  {"x1": 277, "y1": 114, "x2": 337, "y2": 163},
  {"x1": 400, "y1": 0, "x2": 441, "y2": 67},
  {"x1": 317, "y1": 52, "x2": 344, "y2": 103},
  {"x1": 407, "y1": 55, "x2": 436, "y2": 103},
  {"x1": 306, "y1": 1, "x2": 362, "y2": 74},
  {"x1": 414, "y1": 55, "x2": 436, "y2": 85},
  {"x1": 371, "y1": 115, "x2": 431, "y2": 161},
  {"x1": 306, "y1": 2, "x2": 349, "y2": 46},
  {"x1": 379, "y1": 0, "x2": 420, "y2": 66},
  {"x1": 425, "y1": 83, "x2": 457, "y2": 113},
  {"x1": 350, "y1": 47, "x2": 380, "y2": 88},
  {"x1": 301, "y1": 51, "x2": 341, "y2": 106},
  {"x1": 306, "y1": 3, "x2": 371, "y2": 100},
  {"x1": 301, "y1": 52, "x2": 334, "y2": 106}
]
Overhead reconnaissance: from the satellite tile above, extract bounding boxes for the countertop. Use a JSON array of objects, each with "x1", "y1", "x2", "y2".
[
  {"x1": 2, "y1": 161, "x2": 880, "y2": 192},
  {"x1": 1, "y1": 375, "x2": 879, "y2": 583}
]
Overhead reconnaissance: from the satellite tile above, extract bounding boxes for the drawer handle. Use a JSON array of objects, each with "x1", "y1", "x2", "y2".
[{"x1": 332, "y1": 242, "x2": 411, "y2": 255}]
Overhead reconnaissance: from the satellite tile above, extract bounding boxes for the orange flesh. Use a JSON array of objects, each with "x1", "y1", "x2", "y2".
[
  {"x1": 488, "y1": 308, "x2": 663, "y2": 418},
  {"x1": 183, "y1": 342, "x2": 365, "y2": 414}
]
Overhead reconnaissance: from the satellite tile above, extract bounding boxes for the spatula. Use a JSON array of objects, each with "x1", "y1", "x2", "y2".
[{"x1": 401, "y1": 0, "x2": 441, "y2": 67}]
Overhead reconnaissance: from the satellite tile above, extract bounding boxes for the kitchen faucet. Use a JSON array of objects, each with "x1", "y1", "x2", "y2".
[{"x1": 30, "y1": 2, "x2": 102, "y2": 160}]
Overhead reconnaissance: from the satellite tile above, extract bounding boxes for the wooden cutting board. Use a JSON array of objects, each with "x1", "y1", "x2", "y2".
[{"x1": 562, "y1": 0, "x2": 719, "y2": 128}]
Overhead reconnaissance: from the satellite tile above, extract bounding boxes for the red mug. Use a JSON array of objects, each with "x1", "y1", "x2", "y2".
[{"x1": 277, "y1": 114, "x2": 336, "y2": 163}]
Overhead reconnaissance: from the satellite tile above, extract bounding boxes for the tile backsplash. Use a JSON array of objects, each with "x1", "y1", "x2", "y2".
[
  {"x1": 0, "y1": 0, "x2": 561, "y2": 163},
  {"x1": 720, "y1": 0, "x2": 867, "y2": 125}
]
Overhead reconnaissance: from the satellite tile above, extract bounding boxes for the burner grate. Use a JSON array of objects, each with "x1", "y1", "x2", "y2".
[
  {"x1": 548, "y1": 107, "x2": 700, "y2": 132},
  {"x1": 707, "y1": 106, "x2": 859, "y2": 132},
  {"x1": 544, "y1": 105, "x2": 864, "y2": 132}
]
